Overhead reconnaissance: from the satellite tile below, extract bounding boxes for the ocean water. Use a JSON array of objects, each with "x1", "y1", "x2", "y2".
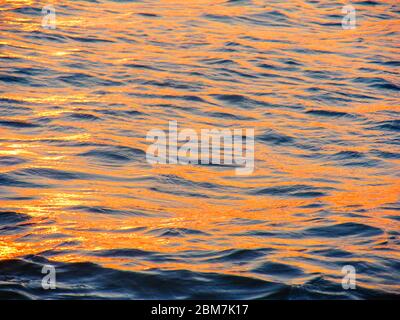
[{"x1": 0, "y1": 0, "x2": 399, "y2": 299}]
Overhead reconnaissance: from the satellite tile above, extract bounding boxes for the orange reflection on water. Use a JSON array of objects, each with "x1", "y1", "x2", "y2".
[{"x1": 0, "y1": 0, "x2": 399, "y2": 294}]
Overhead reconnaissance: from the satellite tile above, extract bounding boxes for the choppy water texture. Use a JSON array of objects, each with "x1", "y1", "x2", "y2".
[{"x1": 0, "y1": 0, "x2": 399, "y2": 299}]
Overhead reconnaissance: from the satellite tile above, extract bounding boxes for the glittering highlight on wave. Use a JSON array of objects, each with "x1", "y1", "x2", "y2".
[{"x1": 0, "y1": 0, "x2": 399, "y2": 299}]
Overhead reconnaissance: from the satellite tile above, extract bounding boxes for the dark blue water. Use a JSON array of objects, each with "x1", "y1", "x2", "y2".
[{"x1": 0, "y1": 0, "x2": 399, "y2": 299}]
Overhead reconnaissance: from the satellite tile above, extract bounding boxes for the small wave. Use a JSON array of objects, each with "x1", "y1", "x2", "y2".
[
  {"x1": 146, "y1": 228, "x2": 209, "y2": 238},
  {"x1": 372, "y1": 120, "x2": 400, "y2": 132},
  {"x1": 0, "y1": 211, "x2": 30, "y2": 226},
  {"x1": 251, "y1": 184, "x2": 328, "y2": 198},
  {"x1": 204, "y1": 248, "x2": 273, "y2": 263},
  {"x1": 354, "y1": 77, "x2": 400, "y2": 91},
  {"x1": 252, "y1": 262, "x2": 305, "y2": 279},
  {"x1": 372, "y1": 150, "x2": 400, "y2": 159},
  {"x1": 136, "y1": 13, "x2": 159, "y2": 18},
  {"x1": 0, "y1": 156, "x2": 27, "y2": 166},
  {"x1": 304, "y1": 222, "x2": 383, "y2": 238},
  {"x1": 305, "y1": 109, "x2": 356, "y2": 119},
  {"x1": 0, "y1": 120, "x2": 40, "y2": 128},
  {"x1": 258, "y1": 130, "x2": 295, "y2": 146},
  {"x1": 78, "y1": 146, "x2": 145, "y2": 164},
  {"x1": 207, "y1": 111, "x2": 253, "y2": 120},
  {"x1": 65, "y1": 113, "x2": 101, "y2": 121},
  {"x1": 68, "y1": 205, "x2": 150, "y2": 217},
  {"x1": 0, "y1": 173, "x2": 46, "y2": 188}
]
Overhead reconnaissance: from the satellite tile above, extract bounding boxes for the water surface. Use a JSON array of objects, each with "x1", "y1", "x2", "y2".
[{"x1": 0, "y1": 0, "x2": 399, "y2": 299}]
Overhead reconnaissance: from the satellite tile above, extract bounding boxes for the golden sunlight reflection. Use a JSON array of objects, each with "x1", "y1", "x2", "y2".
[{"x1": 0, "y1": 0, "x2": 399, "y2": 298}]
